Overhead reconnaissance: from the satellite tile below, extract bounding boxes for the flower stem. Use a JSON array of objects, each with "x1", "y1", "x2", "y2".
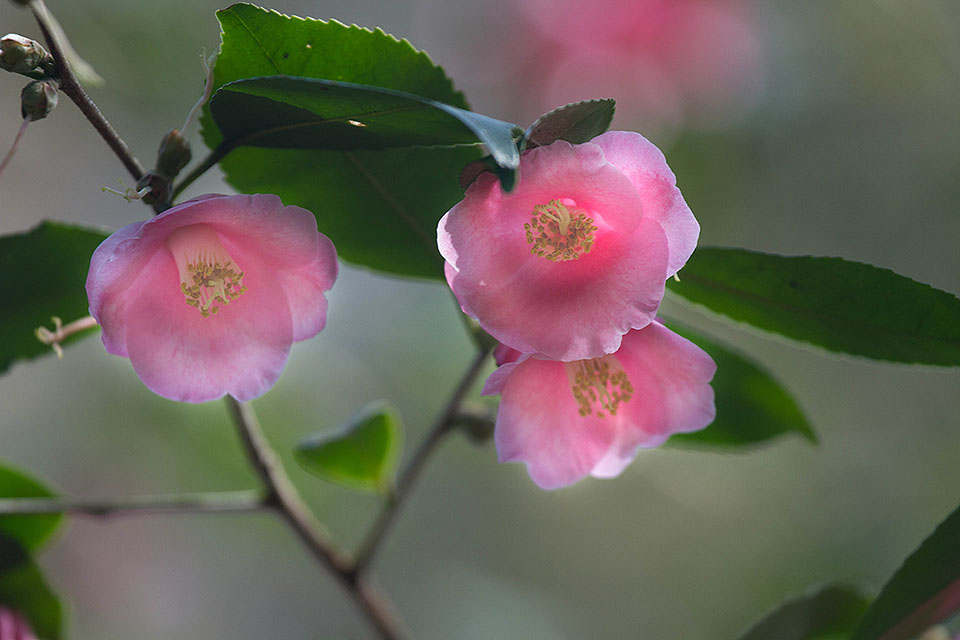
[
  {"x1": 0, "y1": 490, "x2": 264, "y2": 517},
  {"x1": 30, "y1": 0, "x2": 145, "y2": 183},
  {"x1": 353, "y1": 345, "x2": 492, "y2": 573},
  {"x1": 224, "y1": 397, "x2": 408, "y2": 640}
]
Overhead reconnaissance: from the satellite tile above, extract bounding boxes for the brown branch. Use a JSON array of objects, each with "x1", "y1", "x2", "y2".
[
  {"x1": 0, "y1": 491, "x2": 264, "y2": 517},
  {"x1": 225, "y1": 397, "x2": 408, "y2": 640},
  {"x1": 353, "y1": 345, "x2": 491, "y2": 573}
]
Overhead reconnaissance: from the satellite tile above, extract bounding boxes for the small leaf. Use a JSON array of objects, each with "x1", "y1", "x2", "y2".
[
  {"x1": 295, "y1": 402, "x2": 403, "y2": 492},
  {"x1": 0, "y1": 464, "x2": 61, "y2": 551},
  {"x1": 201, "y1": 4, "x2": 488, "y2": 280},
  {"x1": 667, "y1": 248, "x2": 960, "y2": 365},
  {"x1": 210, "y1": 76, "x2": 523, "y2": 169},
  {"x1": 851, "y1": 503, "x2": 960, "y2": 640},
  {"x1": 738, "y1": 584, "x2": 870, "y2": 640},
  {"x1": 664, "y1": 321, "x2": 815, "y2": 448},
  {"x1": 524, "y1": 99, "x2": 616, "y2": 148},
  {"x1": 0, "y1": 222, "x2": 107, "y2": 374},
  {"x1": 0, "y1": 536, "x2": 63, "y2": 640}
]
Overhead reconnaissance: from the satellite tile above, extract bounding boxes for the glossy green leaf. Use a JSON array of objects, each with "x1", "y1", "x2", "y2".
[
  {"x1": 295, "y1": 401, "x2": 403, "y2": 492},
  {"x1": 851, "y1": 503, "x2": 960, "y2": 640},
  {"x1": 0, "y1": 535, "x2": 63, "y2": 639},
  {"x1": 664, "y1": 321, "x2": 815, "y2": 448},
  {"x1": 525, "y1": 99, "x2": 616, "y2": 148},
  {"x1": 459, "y1": 98, "x2": 615, "y2": 190},
  {"x1": 738, "y1": 584, "x2": 869, "y2": 640},
  {"x1": 0, "y1": 222, "x2": 106, "y2": 374},
  {"x1": 0, "y1": 464, "x2": 61, "y2": 551},
  {"x1": 667, "y1": 248, "x2": 960, "y2": 365},
  {"x1": 210, "y1": 77, "x2": 522, "y2": 167},
  {"x1": 199, "y1": 4, "x2": 486, "y2": 279}
]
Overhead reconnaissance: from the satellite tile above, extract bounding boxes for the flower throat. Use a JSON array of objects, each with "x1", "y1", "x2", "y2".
[
  {"x1": 566, "y1": 356, "x2": 633, "y2": 418},
  {"x1": 166, "y1": 225, "x2": 247, "y2": 318}
]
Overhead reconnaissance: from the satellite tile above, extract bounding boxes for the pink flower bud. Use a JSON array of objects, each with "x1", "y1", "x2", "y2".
[{"x1": 86, "y1": 194, "x2": 338, "y2": 403}]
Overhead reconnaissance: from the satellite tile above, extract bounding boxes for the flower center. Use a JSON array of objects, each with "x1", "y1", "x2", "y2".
[
  {"x1": 524, "y1": 199, "x2": 597, "y2": 261},
  {"x1": 566, "y1": 356, "x2": 633, "y2": 418},
  {"x1": 166, "y1": 225, "x2": 247, "y2": 318}
]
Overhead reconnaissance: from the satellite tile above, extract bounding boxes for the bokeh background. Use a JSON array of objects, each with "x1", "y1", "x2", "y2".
[{"x1": 2, "y1": 1, "x2": 960, "y2": 638}]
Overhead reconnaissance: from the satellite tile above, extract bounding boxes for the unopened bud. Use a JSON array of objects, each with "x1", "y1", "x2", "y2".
[
  {"x1": 156, "y1": 129, "x2": 191, "y2": 178},
  {"x1": 1, "y1": 34, "x2": 54, "y2": 78},
  {"x1": 20, "y1": 79, "x2": 58, "y2": 120},
  {"x1": 136, "y1": 170, "x2": 171, "y2": 205}
]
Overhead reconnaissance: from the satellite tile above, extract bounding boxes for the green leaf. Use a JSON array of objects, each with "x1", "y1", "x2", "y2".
[
  {"x1": 200, "y1": 3, "x2": 488, "y2": 279},
  {"x1": 0, "y1": 536, "x2": 63, "y2": 640},
  {"x1": 0, "y1": 464, "x2": 61, "y2": 551},
  {"x1": 210, "y1": 77, "x2": 522, "y2": 168},
  {"x1": 295, "y1": 401, "x2": 403, "y2": 493},
  {"x1": 851, "y1": 503, "x2": 960, "y2": 640},
  {"x1": 0, "y1": 222, "x2": 107, "y2": 374},
  {"x1": 667, "y1": 248, "x2": 960, "y2": 365},
  {"x1": 738, "y1": 584, "x2": 869, "y2": 640},
  {"x1": 524, "y1": 99, "x2": 616, "y2": 148},
  {"x1": 664, "y1": 321, "x2": 815, "y2": 448},
  {"x1": 460, "y1": 98, "x2": 615, "y2": 190}
]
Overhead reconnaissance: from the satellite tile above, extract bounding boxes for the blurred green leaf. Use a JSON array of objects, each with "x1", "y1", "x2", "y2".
[
  {"x1": 0, "y1": 536, "x2": 63, "y2": 640},
  {"x1": 296, "y1": 402, "x2": 402, "y2": 493},
  {"x1": 664, "y1": 321, "x2": 815, "y2": 448},
  {"x1": 0, "y1": 464, "x2": 61, "y2": 551},
  {"x1": 667, "y1": 248, "x2": 960, "y2": 365},
  {"x1": 211, "y1": 77, "x2": 522, "y2": 166},
  {"x1": 738, "y1": 584, "x2": 869, "y2": 640},
  {"x1": 200, "y1": 3, "x2": 485, "y2": 279},
  {"x1": 851, "y1": 503, "x2": 960, "y2": 640},
  {"x1": 525, "y1": 99, "x2": 616, "y2": 147},
  {"x1": 0, "y1": 222, "x2": 106, "y2": 374}
]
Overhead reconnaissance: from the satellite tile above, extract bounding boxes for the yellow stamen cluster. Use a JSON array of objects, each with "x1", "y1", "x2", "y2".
[
  {"x1": 181, "y1": 258, "x2": 247, "y2": 317},
  {"x1": 524, "y1": 199, "x2": 597, "y2": 261},
  {"x1": 568, "y1": 357, "x2": 633, "y2": 418}
]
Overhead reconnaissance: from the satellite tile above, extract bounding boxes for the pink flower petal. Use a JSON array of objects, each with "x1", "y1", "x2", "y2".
[
  {"x1": 484, "y1": 322, "x2": 716, "y2": 488},
  {"x1": 439, "y1": 138, "x2": 671, "y2": 361},
  {"x1": 592, "y1": 131, "x2": 699, "y2": 277}
]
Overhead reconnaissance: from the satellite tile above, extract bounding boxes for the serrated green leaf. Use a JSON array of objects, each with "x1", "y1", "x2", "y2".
[
  {"x1": 664, "y1": 321, "x2": 815, "y2": 448},
  {"x1": 0, "y1": 464, "x2": 61, "y2": 551},
  {"x1": 295, "y1": 402, "x2": 403, "y2": 493},
  {"x1": 851, "y1": 503, "x2": 960, "y2": 640},
  {"x1": 525, "y1": 99, "x2": 616, "y2": 148},
  {"x1": 667, "y1": 248, "x2": 960, "y2": 365},
  {"x1": 199, "y1": 3, "x2": 487, "y2": 279},
  {"x1": 0, "y1": 536, "x2": 63, "y2": 640},
  {"x1": 0, "y1": 222, "x2": 107, "y2": 374},
  {"x1": 211, "y1": 77, "x2": 522, "y2": 167},
  {"x1": 738, "y1": 584, "x2": 869, "y2": 640}
]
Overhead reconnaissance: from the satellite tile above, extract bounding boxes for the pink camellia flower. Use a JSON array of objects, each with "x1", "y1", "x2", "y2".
[
  {"x1": 484, "y1": 321, "x2": 716, "y2": 489},
  {"x1": 86, "y1": 194, "x2": 337, "y2": 403},
  {"x1": 0, "y1": 608, "x2": 36, "y2": 640},
  {"x1": 438, "y1": 130, "x2": 698, "y2": 361}
]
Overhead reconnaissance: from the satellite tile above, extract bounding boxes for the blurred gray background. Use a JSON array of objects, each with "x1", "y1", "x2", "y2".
[{"x1": 1, "y1": 1, "x2": 959, "y2": 638}]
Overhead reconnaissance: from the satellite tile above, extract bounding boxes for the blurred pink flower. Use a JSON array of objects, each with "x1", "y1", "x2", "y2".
[
  {"x1": 87, "y1": 194, "x2": 338, "y2": 403},
  {"x1": 0, "y1": 608, "x2": 36, "y2": 640},
  {"x1": 521, "y1": 0, "x2": 762, "y2": 131},
  {"x1": 484, "y1": 321, "x2": 716, "y2": 489},
  {"x1": 438, "y1": 131, "x2": 698, "y2": 361}
]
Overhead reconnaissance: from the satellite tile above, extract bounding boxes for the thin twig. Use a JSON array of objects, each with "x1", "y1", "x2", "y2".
[
  {"x1": 354, "y1": 345, "x2": 491, "y2": 573},
  {"x1": 225, "y1": 397, "x2": 408, "y2": 640},
  {"x1": 0, "y1": 117, "x2": 30, "y2": 182},
  {"x1": 30, "y1": 0, "x2": 145, "y2": 183},
  {"x1": 0, "y1": 490, "x2": 264, "y2": 517},
  {"x1": 171, "y1": 143, "x2": 231, "y2": 200}
]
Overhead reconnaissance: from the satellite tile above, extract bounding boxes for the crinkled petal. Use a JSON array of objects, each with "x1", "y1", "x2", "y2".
[
  {"x1": 492, "y1": 357, "x2": 619, "y2": 489},
  {"x1": 590, "y1": 322, "x2": 716, "y2": 478},
  {"x1": 592, "y1": 131, "x2": 699, "y2": 277},
  {"x1": 121, "y1": 241, "x2": 294, "y2": 403}
]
